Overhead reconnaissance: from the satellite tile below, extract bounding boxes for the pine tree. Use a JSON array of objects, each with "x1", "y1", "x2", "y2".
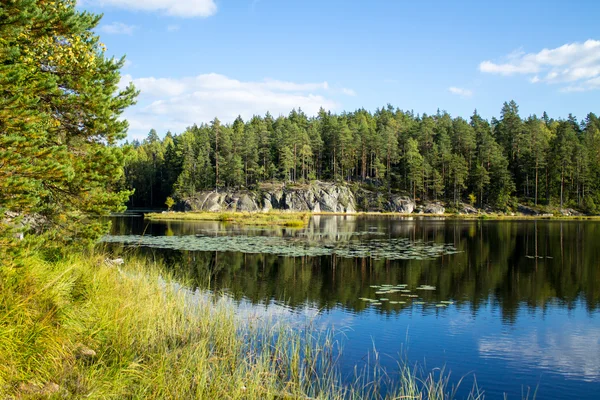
[
  {"x1": 523, "y1": 116, "x2": 551, "y2": 205},
  {"x1": 0, "y1": 0, "x2": 137, "y2": 248},
  {"x1": 551, "y1": 121, "x2": 577, "y2": 209},
  {"x1": 405, "y1": 138, "x2": 424, "y2": 200}
]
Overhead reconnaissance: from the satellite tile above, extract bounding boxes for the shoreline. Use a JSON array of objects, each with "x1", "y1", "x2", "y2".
[{"x1": 144, "y1": 210, "x2": 600, "y2": 225}]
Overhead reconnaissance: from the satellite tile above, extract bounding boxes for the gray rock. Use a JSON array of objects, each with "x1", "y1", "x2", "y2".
[
  {"x1": 76, "y1": 344, "x2": 97, "y2": 360},
  {"x1": 43, "y1": 382, "x2": 60, "y2": 395},
  {"x1": 261, "y1": 194, "x2": 273, "y2": 212},
  {"x1": 560, "y1": 208, "x2": 583, "y2": 216},
  {"x1": 183, "y1": 182, "x2": 357, "y2": 214},
  {"x1": 389, "y1": 196, "x2": 415, "y2": 213},
  {"x1": 423, "y1": 203, "x2": 445, "y2": 214},
  {"x1": 458, "y1": 203, "x2": 478, "y2": 214},
  {"x1": 237, "y1": 194, "x2": 258, "y2": 212},
  {"x1": 205, "y1": 192, "x2": 224, "y2": 212},
  {"x1": 106, "y1": 258, "x2": 125, "y2": 266},
  {"x1": 517, "y1": 204, "x2": 541, "y2": 216}
]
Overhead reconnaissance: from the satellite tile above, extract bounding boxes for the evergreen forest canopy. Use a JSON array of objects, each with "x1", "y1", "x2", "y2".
[{"x1": 124, "y1": 103, "x2": 600, "y2": 213}]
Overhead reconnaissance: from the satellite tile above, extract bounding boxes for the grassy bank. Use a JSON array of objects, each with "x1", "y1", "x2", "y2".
[
  {"x1": 0, "y1": 250, "x2": 486, "y2": 399},
  {"x1": 146, "y1": 210, "x2": 600, "y2": 226},
  {"x1": 146, "y1": 210, "x2": 310, "y2": 227}
]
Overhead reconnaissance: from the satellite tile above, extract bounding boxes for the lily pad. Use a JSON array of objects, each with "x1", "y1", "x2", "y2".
[{"x1": 102, "y1": 234, "x2": 462, "y2": 261}]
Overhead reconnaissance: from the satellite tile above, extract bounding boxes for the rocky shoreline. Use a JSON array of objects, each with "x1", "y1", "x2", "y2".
[{"x1": 177, "y1": 181, "x2": 587, "y2": 217}]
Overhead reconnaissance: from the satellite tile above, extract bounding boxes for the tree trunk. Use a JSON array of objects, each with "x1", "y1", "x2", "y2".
[
  {"x1": 560, "y1": 166, "x2": 564, "y2": 209},
  {"x1": 534, "y1": 162, "x2": 538, "y2": 206},
  {"x1": 215, "y1": 131, "x2": 219, "y2": 192}
]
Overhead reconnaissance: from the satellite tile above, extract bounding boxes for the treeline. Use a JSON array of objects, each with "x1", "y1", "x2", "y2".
[{"x1": 123, "y1": 102, "x2": 600, "y2": 212}]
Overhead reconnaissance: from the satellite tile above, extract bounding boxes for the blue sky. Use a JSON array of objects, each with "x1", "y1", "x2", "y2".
[{"x1": 80, "y1": 0, "x2": 600, "y2": 139}]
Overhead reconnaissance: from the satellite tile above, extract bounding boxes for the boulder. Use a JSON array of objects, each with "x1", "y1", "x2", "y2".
[
  {"x1": 458, "y1": 203, "x2": 478, "y2": 214},
  {"x1": 423, "y1": 203, "x2": 445, "y2": 214},
  {"x1": 236, "y1": 194, "x2": 258, "y2": 212},
  {"x1": 389, "y1": 196, "x2": 415, "y2": 213},
  {"x1": 517, "y1": 204, "x2": 541, "y2": 216},
  {"x1": 560, "y1": 208, "x2": 583, "y2": 216}
]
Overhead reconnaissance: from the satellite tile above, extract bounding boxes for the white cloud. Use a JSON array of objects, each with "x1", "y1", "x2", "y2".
[
  {"x1": 120, "y1": 73, "x2": 342, "y2": 139},
  {"x1": 98, "y1": 22, "x2": 136, "y2": 35},
  {"x1": 167, "y1": 24, "x2": 180, "y2": 32},
  {"x1": 341, "y1": 88, "x2": 357, "y2": 96},
  {"x1": 479, "y1": 325, "x2": 600, "y2": 382},
  {"x1": 91, "y1": 0, "x2": 217, "y2": 18},
  {"x1": 448, "y1": 86, "x2": 473, "y2": 98},
  {"x1": 562, "y1": 76, "x2": 600, "y2": 92},
  {"x1": 480, "y1": 39, "x2": 600, "y2": 91}
]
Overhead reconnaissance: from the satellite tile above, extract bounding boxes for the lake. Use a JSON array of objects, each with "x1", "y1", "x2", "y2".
[{"x1": 105, "y1": 215, "x2": 600, "y2": 399}]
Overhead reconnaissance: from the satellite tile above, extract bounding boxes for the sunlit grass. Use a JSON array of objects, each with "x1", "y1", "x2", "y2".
[
  {"x1": 1, "y1": 250, "x2": 495, "y2": 399},
  {"x1": 147, "y1": 210, "x2": 312, "y2": 227},
  {"x1": 146, "y1": 210, "x2": 600, "y2": 225}
]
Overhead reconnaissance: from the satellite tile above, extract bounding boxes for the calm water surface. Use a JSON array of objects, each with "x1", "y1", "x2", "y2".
[{"x1": 106, "y1": 216, "x2": 600, "y2": 399}]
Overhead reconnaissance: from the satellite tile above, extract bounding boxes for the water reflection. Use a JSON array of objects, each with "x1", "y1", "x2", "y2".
[
  {"x1": 106, "y1": 216, "x2": 600, "y2": 399},
  {"x1": 479, "y1": 321, "x2": 600, "y2": 382},
  {"x1": 107, "y1": 217, "x2": 600, "y2": 319}
]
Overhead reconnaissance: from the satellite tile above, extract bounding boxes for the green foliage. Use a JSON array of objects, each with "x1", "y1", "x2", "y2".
[
  {"x1": 123, "y1": 104, "x2": 600, "y2": 214},
  {"x1": 165, "y1": 197, "x2": 175, "y2": 210},
  {"x1": 0, "y1": 0, "x2": 137, "y2": 248},
  {"x1": 468, "y1": 193, "x2": 477, "y2": 206}
]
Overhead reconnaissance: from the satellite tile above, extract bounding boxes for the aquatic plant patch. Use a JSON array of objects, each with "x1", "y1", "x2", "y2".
[{"x1": 102, "y1": 234, "x2": 461, "y2": 261}]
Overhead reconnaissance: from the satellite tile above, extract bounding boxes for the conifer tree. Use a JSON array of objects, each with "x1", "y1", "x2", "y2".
[{"x1": 0, "y1": 0, "x2": 137, "y2": 247}]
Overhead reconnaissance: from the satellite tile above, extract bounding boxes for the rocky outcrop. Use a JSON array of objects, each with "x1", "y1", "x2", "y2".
[
  {"x1": 183, "y1": 182, "x2": 357, "y2": 213},
  {"x1": 388, "y1": 195, "x2": 415, "y2": 213},
  {"x1": 424, "y1": 203, "x2": 445, "y2": 214},
  {"x1": 413, "y1": 202, "x2": 445, "y2": 215},
  {"x1": 181, "y1": 182, "x2": 473, "y2": 215},
  {"x1": 517, "y1": 204, "x2": 542, "y2": 216},
  {"x1": 458, "y1": 203, "x2": 478, "y2": 214},
  {"x1": 560, "y1": 208, "x2": 583, "y2": 216}
]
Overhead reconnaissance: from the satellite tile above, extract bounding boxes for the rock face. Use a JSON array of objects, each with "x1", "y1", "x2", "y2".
[
  {"x1": 517, "y1": 204, "x2": 542, "y2": 216},
  {"x1": 182, "y1": 182, "x2": 456, "y2": 215},
  {"x1": 560, "y1": 208, "x2": 583, "y2": 216},
  {"x1": 183, "y1": 182, "x2": 357, "y2": 213},
  {"x1": 458, "y1": 203, "x2": 478, "y2": 214},
  {"x1": 388, "y1": 195, "x2": 415, "y2": 213},
  {"x1": 423, "y1": 202, "x2": 445, "y2": 214}
]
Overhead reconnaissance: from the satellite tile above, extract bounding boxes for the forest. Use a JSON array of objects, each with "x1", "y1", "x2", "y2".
[{"x1": 124, "y1": 103, "x2": 600, "y2": 213}]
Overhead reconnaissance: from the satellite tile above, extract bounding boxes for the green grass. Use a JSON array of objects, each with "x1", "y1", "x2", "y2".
[
  {"x1": 0, "y1": 249, "x2": 497, "y2": 399},
  {"x1": 147, "y1": 210, "x2": 312, "y2": 227},
  {"x1": 146, "y1": 209, "x2": 600, "y2": 226}
]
